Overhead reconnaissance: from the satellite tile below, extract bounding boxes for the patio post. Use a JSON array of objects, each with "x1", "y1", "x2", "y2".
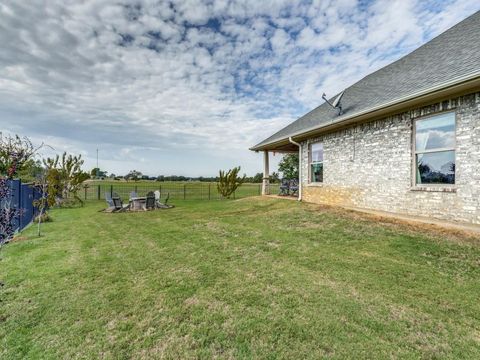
[{"x1": 262, "y1": 150, "x2": 270, "y2": 195}]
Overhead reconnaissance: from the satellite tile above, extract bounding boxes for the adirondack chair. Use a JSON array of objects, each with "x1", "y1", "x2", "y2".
[
  {"x1": 105, "y1": 192, "x2": 114, "y2": 207},
  {"x1": 146, "y1": 191, "x2": 156, "y2": 210},
  {"x1": 112, "y1": 192, "x2": 129, "y2": 212},
  {"x1": 154, "y1": 191, "x2": 173, "y2": 209},
  {"x1": 289, "y1": 179, "x2": 299, "y2": 196},
  {"x1": 279, "y1": 179, "x2": 290, "y2": 196}
]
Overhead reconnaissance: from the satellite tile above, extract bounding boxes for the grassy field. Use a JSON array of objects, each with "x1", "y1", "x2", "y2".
[
  {"x1": 1, "y1": 198, "x2": 479, "y2": 359},
  {"x1": 83, "y1": 180, "x2": 280, "y2": 201}
]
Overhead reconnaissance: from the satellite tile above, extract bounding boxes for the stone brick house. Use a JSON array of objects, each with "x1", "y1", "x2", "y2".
[{"x1": 250, "y1": 11, "x2": 480, "y2": 225}]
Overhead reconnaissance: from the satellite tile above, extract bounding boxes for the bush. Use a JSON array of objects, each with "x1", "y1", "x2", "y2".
[{"x1": 217, "y1": 166, "x2": 246, "y2": 199}]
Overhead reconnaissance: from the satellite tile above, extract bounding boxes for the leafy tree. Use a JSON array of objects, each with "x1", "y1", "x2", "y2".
[
  {"x1": 278, "y1": 153, "x2": 299, "y2": 180},
  {"x1": 270, "y1": 171, "x2": 280, "y2": 183},
  {"x1": 90, "y1": 167, "x2": 107, "y2": 178},
  {"x1": 0, "y1": 134, "x2": 39, "y2": 178},
  {"x1": 17, "y1": 159, "x2": 43, "y2": 183},
  {"x1": 44, "y1": 167, "x2": 62, "y2": 207},
  {"x1": 217, "y1": 166, "x2": 246, "y2": 199},
  {"x1": 252, "y1": 172, "x2": 263, "y2": 183},
  {"x1": 44, "y1": 152, "x2": 90, "y2": 206},
  {"x1": 125, "y1": 170, "x2": 142, "y2": 182}
]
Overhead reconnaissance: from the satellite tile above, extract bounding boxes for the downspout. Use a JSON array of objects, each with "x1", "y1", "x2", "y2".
[{"x1": 288, "y1": 137, "x2": 302, "y2": 201}]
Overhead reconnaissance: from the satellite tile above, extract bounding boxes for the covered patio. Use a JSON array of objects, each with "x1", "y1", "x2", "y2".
[{"x1": 251, "y1": 139, "x2": 301, "y2": 198}]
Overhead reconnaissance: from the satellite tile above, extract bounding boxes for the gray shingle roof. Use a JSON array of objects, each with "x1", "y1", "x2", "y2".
[{"x1": 252, "y1": 10, "x2": 480, "y2": 150}]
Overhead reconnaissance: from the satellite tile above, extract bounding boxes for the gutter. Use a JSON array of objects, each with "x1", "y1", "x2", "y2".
[
  {"x1": 251, "y1": 71, "x2": 480, "y2": 151},
  {"x1": 288, "y1": 137, "x2": 302, "y2": 201}
]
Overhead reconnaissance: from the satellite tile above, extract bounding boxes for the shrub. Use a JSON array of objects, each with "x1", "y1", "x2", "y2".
[{"x1": 217, "y1": 167, "x2": 246, "y2": 199}]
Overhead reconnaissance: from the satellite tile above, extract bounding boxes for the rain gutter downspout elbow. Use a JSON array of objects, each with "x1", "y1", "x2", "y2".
[{"x1": 288, "y1": 137, "x2": 302, "y2": 201}]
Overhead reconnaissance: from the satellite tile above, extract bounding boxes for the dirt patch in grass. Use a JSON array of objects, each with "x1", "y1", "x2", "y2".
[
  {"x1": 303, "y1": 202, "x2": 480, "y2": 246},
  {"x1": 10, "y1": 235, "x2": 30, "y2": 243}
]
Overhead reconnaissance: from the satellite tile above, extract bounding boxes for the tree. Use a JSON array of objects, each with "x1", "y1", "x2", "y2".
[
  {"x1": 17, "y1": 159, "x2": 43, "y2": 183},
  {"x1": 125, "y1": 170, "x2": 142, "y2": 182},
  {"x1": 270, "y1": 171, "x2": 280, "y2": 183},
  {"x1": 278, "y1": 153, "x2": 299, "y2": 179},
  {"x1": 44, "y1": 152, "x2": 90, "y2": 206},
  {"x1": 33, "y1": 169, "x2": 50, "y2": 237},
  {"x1": 90, "y1": 167, "x2": 107, "y2": 179},
  {"x1": 217, "y1": 166, "x2": 246, "y2": 199},
  {"x1": 252, "y1": 172, "x2": 263, "y2": 183}
]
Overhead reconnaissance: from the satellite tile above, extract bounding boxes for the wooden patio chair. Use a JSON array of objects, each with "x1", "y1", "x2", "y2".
[
  {"x1": 105, "y1": 192, "x2": 114, "y2": 207},
  {"x1": 289, "y1": 179, "x2": 299, "y2": 197},
  {"x1": 146, "y1": 191, "x2": 156, "y2": 210},
  {"x1": 279, "y1": 179, "x2": 290, "y2": 196},
  {"x1": 112, "y1": 194, "x2": 130, "y2": 212}
]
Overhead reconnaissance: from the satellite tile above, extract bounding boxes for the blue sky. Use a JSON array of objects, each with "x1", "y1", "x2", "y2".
[{"x1": 0, "y1": 0, "x2": 478, "y2": 176}]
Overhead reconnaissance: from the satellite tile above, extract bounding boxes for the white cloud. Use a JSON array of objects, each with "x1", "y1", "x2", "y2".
[{"x1": 0, "y1": 0, "x2": 478, "y2": 176}]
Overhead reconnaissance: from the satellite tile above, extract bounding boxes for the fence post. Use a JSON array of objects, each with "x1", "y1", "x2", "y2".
[
  {"x1": 110, "y1": 185, "x2": 113, "y2": 198},
  {"x1": 208, "y1": 183, "x2": 211, "y2": 200},
  {"x1": 258, "y1": 184, "x2": 261, "y2": 195},
  {"x1": 183, "y1": 184, "x2": 186, "y2": 200},
  {"x1": 135, "y1": 185, "x2": 138, "y2": 193},
  {"x1": 84, "y1": 186, "x2": 87, "y2": 200},
  {"x1": 97, "y1": 185, "x2": 101, "y2": 200},
  {"x1": 159, "y1": 185, "x2": 161, "y2": 199}
]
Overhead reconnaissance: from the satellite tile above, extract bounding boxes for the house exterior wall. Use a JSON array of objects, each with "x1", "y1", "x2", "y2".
[{"x1": 299, "y1": 91, "x2": 480, "y2": 224}]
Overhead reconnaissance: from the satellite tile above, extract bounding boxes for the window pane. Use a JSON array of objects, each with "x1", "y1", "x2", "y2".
[
  {"x1": 416, "y1": 151, "x2": 455, "y2": 184},
  {"x1": 311, "y1": 163, "x2": 323, "y2": 183},
  {"x1": 415, "y1": 112, "x2": 455, "y2": 151},
  {"x1": 311, "y1": 142, "x2": 323, "y2": 162}
]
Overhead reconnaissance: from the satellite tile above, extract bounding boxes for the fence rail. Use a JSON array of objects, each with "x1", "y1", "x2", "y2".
[{"x1": 83, "y1": 182, "x2": 280, "y2": 201}]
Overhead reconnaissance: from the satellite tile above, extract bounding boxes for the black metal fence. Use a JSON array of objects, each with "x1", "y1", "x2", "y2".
[{"x1": 82, "y1": 182, "x2": 280, "y2": 201}]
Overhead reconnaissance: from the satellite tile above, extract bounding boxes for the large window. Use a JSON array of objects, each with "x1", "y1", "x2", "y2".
[
  {"x1": 415, "y1": 112, "x2": 455, "y2": 185},
  {"x1": 310, "y1": 142, "x2": 323, "y2": 183}
]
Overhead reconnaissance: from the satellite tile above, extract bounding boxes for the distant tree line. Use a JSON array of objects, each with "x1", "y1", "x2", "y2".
[{"x1": 89, "y1": 169, "x2": 281, "y2": 183}]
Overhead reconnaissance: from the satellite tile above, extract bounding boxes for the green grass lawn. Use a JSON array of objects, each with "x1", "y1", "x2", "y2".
[{"x1": 1, "y1": 198, "x2": 479, "y2": 359}]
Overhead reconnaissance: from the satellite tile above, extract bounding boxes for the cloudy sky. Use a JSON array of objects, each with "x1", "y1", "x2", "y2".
[{"x1": 0, "y1": 0, "x2": 478, "y2": 177}]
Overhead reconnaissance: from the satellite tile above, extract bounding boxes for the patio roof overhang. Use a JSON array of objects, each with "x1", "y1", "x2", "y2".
[{"x1": 250, "y1": 73, "x2": 480, "y2": 152}]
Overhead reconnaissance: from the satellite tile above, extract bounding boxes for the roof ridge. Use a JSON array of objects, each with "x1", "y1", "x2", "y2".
[{"x1": 251, "y1": 10, "x2": 480, "y2": 151}]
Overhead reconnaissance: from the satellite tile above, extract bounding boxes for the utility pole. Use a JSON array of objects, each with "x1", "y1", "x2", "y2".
[{"x1": 96, "y1": 148, "x2": 99, "y2": 178}]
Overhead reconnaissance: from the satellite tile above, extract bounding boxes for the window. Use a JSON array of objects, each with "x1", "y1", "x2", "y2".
[
  {"x1": 310, "y1": 142, "x2": 323, "y2": 183},
  {"x1": 414, "y1": 112, "x2": 455, "y2": 185}
]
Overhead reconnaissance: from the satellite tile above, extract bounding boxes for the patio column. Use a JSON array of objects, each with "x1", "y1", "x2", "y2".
[{"x1": 262, "y1": 150, "x2": 270, "y2": 195}]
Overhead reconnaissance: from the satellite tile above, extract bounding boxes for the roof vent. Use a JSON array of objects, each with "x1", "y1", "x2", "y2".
[{"x1": 322, "y1": 91, "x2": 344, "y2": 115}]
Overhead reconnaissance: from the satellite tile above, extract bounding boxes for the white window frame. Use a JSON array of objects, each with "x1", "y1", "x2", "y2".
[
  {"x1": 412, "y1": 111, "x2": 456, "y2": 187},
  {"x1": 309, "y1": 141, "x2": 324, "y2": 184}
]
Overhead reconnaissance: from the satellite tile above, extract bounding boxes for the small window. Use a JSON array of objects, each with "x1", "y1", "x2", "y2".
[
  {"x1": 310, "y1": 142, "x2": 323, "y2": 183},
  {"x1": 414, "y1": 112, "x2": 455, "y2": 185}
]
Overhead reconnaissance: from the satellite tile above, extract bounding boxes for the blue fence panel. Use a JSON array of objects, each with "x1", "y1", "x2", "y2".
[
  {"x1": 20, "y1": 184, "x2": 34, "y2": 230},
  {"x1": 4, "y1": 179, "x2": 38, "y2": 233},
  {"x1": 9, "y1": 180, "x2": 21, "y2": 232}
]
